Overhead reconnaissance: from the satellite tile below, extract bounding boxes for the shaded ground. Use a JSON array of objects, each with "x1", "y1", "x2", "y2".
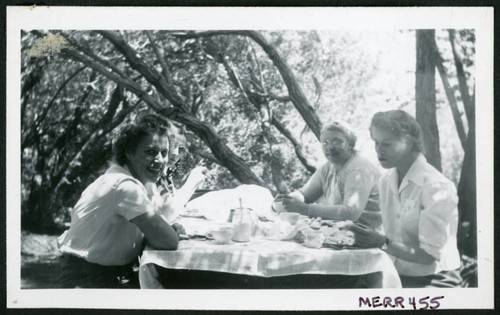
[{"x1": 21, "y1": 232, "x2": 60, "y2": 289}]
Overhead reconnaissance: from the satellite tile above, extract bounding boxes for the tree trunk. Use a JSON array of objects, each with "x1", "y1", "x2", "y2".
[
  {"x1": 158, "y1": 107, "x2": 266, "y2": 187},
  {"x1": 449, "y1": 32, "x2": 476, "y2": 257},
  {"x1": 220, "y1": 53, "x2": 316, "y2": 174},
  {"x1": 433, "y1": 41, "x2": 467, "y2": 149},
  {"x1": 415, "y1": 30, "x2": 441, "y2": 171},
  {"x1": 173, "y1": 30, "x2": 323, "y2": 139},
  {"x1": 61, "y1": 35, "x2": 266, "y2": 188},
  {"x1": 448, "y1": 30, "x2": 473, "y2": 125},
  {"x1": 457, "y1": 126, "x2": 476, "y2": 258},
  {"x1": 21, "y1": 66, "x2": 86, "y2": 150},
  {"x1": 52, "y1": 87, "x2": 133, "y2": 195},
  {"x1": 21, "y1": 58, "x2": 46, "y2": 121}
]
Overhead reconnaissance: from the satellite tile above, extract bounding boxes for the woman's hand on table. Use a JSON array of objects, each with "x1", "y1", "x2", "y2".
[
  {"x1": 347, "y1": 223, "x2": 385, "y2": 248},
  {"x1": 171, "y1": 223, "x2": 186, "y2": 237}
]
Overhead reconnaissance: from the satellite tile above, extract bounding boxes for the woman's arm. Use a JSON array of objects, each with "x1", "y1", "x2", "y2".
[
  {"x1": 349, "y1": 224, "x2": 436, "y2": 264},
  {"x1": 296, "y1": 170, "x2": 374, "y2": 220},
  {"x1": 277, "y1": 194, "x2": 353, "y2": 219},
  {"x1": 385, "y1": 240, "x2": 436, "y2": 264},
  {"x1": 299, "y1": 165, "x2": 327, "y2": 203},
  {"x1": 306, "y1": 203, "x2": 355, "y2": 220},
  {"x1": 131, "y1": 212, "x2": 179, "y2": 250},
  {"x1": 387, "y1": 182, "x2": 458, "y2": 264},
  {"x1": 275, "y1": 165, "x2": 327, "y2": 213},
  {"x1": 115, "y1": 180, "x2": 179, "y2": 250}
]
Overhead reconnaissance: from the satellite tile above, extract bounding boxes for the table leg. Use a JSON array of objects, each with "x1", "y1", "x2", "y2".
[{"x1": 139, "y1": 263, "x2": 165, "y2": 289}]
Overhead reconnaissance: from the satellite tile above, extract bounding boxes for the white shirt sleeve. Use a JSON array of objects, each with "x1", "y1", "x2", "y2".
[
  {"x1": 342, "y1": 170, "x2": 373, "y2": 220},
  {"x1": 418, "y1": 181, "x2": 459, "y2": 259},
  {"x1": 114, "y1": 179, "x2": 155, "y2": 221},
  {"x1": 300, "y1": 164, "x2": 327, "y2": 203}
]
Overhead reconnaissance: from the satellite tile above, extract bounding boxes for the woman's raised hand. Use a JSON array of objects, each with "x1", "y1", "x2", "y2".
[{"x1": 186, "y1": 166, "x2": 212, "y2": 188}]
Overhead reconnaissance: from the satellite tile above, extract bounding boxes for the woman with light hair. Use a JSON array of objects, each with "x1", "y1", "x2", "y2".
[
  {"x1": 273, "y1": 121, "x2": 381, "y2": 230},
  {"x1": 349, "y1": 110, "x2": 462, "y2": 287}
]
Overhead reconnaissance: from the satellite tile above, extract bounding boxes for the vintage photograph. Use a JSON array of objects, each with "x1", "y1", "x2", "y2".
[{"x1": 7, "y1": 6, "x2": 493, "y2": 310}]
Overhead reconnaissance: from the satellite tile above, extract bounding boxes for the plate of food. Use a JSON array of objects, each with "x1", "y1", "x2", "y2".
[{"x1": 181, "y1": 208, "x2": 206, "y2": 219}]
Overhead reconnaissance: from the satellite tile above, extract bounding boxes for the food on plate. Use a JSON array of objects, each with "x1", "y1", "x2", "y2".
[
  {"x1": 295, "y1": 220, "x2": 356, "y2": 248},
  {"x1": 324, "y1": 229, "x2": 355, "y2": 246},
  {"x1": 181, "y1": 208, "x2": 206, "y2": 219},
  {"x1": 303, "y1": 231, "x2": 325, "y2": 248}
]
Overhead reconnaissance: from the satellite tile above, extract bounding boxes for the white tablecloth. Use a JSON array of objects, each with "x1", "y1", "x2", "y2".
[
  {"x1": 140, "y1": 186, "x2": 402, "y2": 289},
  {"x1": 140, "y1": 236, "x2": 401, "y2": 288}
]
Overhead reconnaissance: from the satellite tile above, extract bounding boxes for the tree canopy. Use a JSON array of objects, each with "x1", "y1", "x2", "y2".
[{"x1": 21, "y1": 28, "x2": 475, "y2": 258}]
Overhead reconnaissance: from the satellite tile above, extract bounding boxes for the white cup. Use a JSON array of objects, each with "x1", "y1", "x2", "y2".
[
  {"x1": 208, "y1": 227, "x2": 234, "y2": 245},
  {"x1": 272, "y1": 201, "x2": 285, "y2": 213}
]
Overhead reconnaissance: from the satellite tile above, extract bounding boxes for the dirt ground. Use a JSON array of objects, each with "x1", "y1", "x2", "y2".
[{"x1": 21, "y1": 232, "x2": 60, "y2": 289}]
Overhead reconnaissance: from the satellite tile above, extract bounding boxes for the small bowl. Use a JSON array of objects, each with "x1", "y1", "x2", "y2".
[
  {"x1": 279, "y1": 212, "x2": 300, "y2": 225},
  {"x1": 207, "y1": 227, "x2": 234, "y2": 245},
  {"x1": 272, "y1": 201, "x2": 285, "y2": 213}
]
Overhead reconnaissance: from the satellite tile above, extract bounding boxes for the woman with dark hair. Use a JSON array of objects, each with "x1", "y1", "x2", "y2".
[
  {"x1": 349, "y1": 110, "x2": 462, "y2": 288},
  {"x1": 273, "y1": 121, "x2": 381, "y2": 230},
  {"x1": 57, "y1": 114, "x2": 207, "y2": 288}
]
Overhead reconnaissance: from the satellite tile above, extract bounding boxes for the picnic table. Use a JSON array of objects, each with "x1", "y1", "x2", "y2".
[{"x1": 139, "y1": 185, "x2": 402, "y2": 289}]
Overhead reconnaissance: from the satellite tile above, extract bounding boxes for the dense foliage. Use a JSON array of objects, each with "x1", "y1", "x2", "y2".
[{"x1": 20, "y1": 28, "x2": 475, "y2": 257}]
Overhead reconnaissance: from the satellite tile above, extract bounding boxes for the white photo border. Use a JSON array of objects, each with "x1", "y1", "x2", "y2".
[{"x1": 6, "y1": 6, "x2": 494, "y2": 310}]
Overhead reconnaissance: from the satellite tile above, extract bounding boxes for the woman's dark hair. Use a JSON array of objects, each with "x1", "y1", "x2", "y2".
[
  {"x1": 369, "y1": 110, "x2": 425, "y2": 153},
  {"x1": 113, "y1": 114, "x2": 170, "y2": 166}
]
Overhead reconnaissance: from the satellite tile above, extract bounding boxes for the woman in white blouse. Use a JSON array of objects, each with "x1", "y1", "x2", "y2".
[
  {"x1": 57, "y1": 114, "x2": 207, "y2": 288},
  {"x1": 350, "y1": 110, "x2": 462, "y2": 288}
]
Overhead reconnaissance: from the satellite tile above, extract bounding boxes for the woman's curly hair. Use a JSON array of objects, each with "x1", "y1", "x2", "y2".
[{"x1": 113, "y1": 113, "x2": 170, "y2": 166}]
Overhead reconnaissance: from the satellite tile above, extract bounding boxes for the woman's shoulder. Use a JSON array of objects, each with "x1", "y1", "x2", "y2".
[
  {"x1": 105, "y1": 163, "x2": 143, "y2": 186},
  {"x1": 346, "y1": 152, "x2": 380, "y2": 174},
  {"x1": 421, "y1": 169, "x2": 457, "y2": 196},
  {"x1": 317, "y1": 161, "x2": 334, "y2": 174},
  {"x1": 97, "y1": 171, "x2": 146, "y2": 199},
  {"x1": 416, "y1": 156, "x2": 455, "y2": 187}
]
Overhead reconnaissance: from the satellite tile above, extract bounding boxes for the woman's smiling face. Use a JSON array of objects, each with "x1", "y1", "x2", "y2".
[
  {"x1": 125, "y1": 132, "x2": 169, "y2": 185},
  {"x1": 320, "y1": 129, "x2": 352, "y2": 166}
]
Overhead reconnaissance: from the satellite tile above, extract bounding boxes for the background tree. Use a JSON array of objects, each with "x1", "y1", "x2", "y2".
[
  {"x1": 415, "y1": 29, "x2": 476, "y2": 261},
  {"x1": 434, "y1": 29, "x2": 476, "y2": 258},
  {"x1": 415, "y1": 29, "x2": 441, "y2": 171},
  {"x1": 21, "y1": 27, "x2": 474, "y2": 259}
]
